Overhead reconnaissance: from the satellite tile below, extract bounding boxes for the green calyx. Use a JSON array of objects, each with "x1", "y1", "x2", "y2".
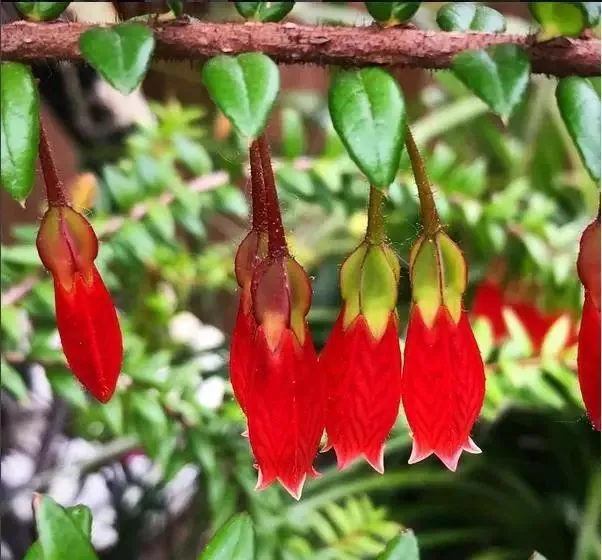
[
  {"x1": 340, "y1": 241, "x2": 400, "y2": 339},
  {"x1": 409, "y1": 231, "x2": 467, "y2": 328}
]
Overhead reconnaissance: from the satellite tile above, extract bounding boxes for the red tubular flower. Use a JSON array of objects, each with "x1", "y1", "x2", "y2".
[
  {"x1": 471, "y1": 279, "x2": 507, "y2": 342},
  {"x1": 36, "y1": 205, "x2": 123, "y2": 403},
  {"x1": 402, "y1": 231, "x2": 485, "y2": 471},
  {"x1": 230, "y1": 141, "x2": 267, "y2": 414},
  {"x1": 577, "y1": 215, "x2": 601, "y2": 430},
  {"x1": 243, "y1": 136, "x2": 323, "y2": 499},
  {"x1": 321, "y1": 238, "x2": 402, "y2": 473}
]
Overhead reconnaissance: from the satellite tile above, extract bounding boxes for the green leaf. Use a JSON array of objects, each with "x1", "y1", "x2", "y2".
[
  {"x1": 451, "y1": 45, "x2": 530, "y2": 123},
  {"x1": 234, "y1": 2, "x2": 294, "y2": 22},
  {"x1": 79, "y1": 23, "x2": 155, "y2": 95},
  {"x1": 15, "y1": 2, "x2": 69, "y2": 21},
  {"x1": 173, "y1": 134, "x2": 212, "y2": 175},
  {"x1": 366, "y1": 2, "x2": 421, "y2": 25},
  {"x1": 202, "y1": 53, "x2": 279, "y2": 139},
  {"x1": 377, "y1": 530, "x2": 420, "y2": 560},
  {"x1": 199, "y1": 513, "x2": 255, "y2": 560},
  {"x1": 1, "y1": 357, "x2": 28, "y2": 401},
  {"x1": 34, "y1": 496, "x2": 97, "y2": 560},
  {"x1": 0, "y1": 62, "x2": 40, "y2": 203},
  {"x1": 281, "y1": 108, "x2": 306, "y2": 159},
  {"x1": 529, "y1": 3, "x2": 594, "y2": 39},
  {"x1": 437, "y1": 2, "x2": 506, "y2": 32},
  {"x1": 556, "y1": 77, "x2": 601, "y2": 181},
  {"x1": 328, "y1": 68, "x2": 406, "y2": 187}
]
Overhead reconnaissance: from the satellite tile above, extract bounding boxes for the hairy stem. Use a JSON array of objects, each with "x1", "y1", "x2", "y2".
[
  {"x1": 249, "y1": 140, "x2": 267, "y2": 231},
  {"x1": 405, "y1": 125, "x2": 440, "y2": 238},
  {"x1": 257, "y1": 135, "x2": 287, "y2": 257},
  {"x1": 366, "y1": 186, "x2": 385, "y2": 245},
  {"x1": 39, "y1": 122, "x2": 67, "y2": 207}
]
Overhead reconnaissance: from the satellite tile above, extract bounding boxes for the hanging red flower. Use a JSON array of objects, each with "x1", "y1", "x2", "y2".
[
  {"x1": 577, "y1": 214, "x2": 601, "y2": 430},
  {"x1": 36, "y1": 205, "x2": 123, "y2": 403},
  {"x1": 402, "y1": 231, "x2": 485, "y2": 471},
  {"x1": 320, "y1": 239, "x2": 402, "y2": 473}
]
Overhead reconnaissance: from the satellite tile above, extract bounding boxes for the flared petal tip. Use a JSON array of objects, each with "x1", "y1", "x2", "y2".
[
  {"x1": 255, "y1": 467, "x2": 309, "y2": 500},
  {"x1": 408, "y1": 438, "x2": 482, "y2": 472},
  {"x1": 241, "y1": 428, "x2": 249, "y2": 438},
  {"x1": 333, "y1": 445, "x2": 385, "y2": 474},
  {"x1": 364, "y1": 446, "x2": 385, "y2": 474}
]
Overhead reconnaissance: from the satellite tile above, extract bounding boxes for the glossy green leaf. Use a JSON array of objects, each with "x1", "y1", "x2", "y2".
[
  {"x1": 15, "y1": 2, "x2": 69, "y2": 21},
  {"x1": 556, "y1": 77, "x2": 601, "y2": 181},
  {"x1": 234, "y1": 2, "x2": 294, "y2": 22},
  {"x1": 281, "y1": 108, "x2": 306, "y2": 159},
  {"x1": 451, "y1": 45, "x2": 530, "y2": 123},
  {"x1": 365, "y1": 2, "x2": 421, "y2": 25},
  {"x1": 529, "y1": 3, "x2": 597, "y2": 39},
  {"x1": 437, "y1": 2, "x2": 506, "y2": 32},
  {"x1": 34, "y1": 496, "x2": 97, "y2": 560},
  {"x1": 79, "y1": 23, "x2": 155, "y2": 95},
  {"x1": 377, "y1": 530, "x2": 420, "y2": 560},
  {"x1": 328, "y1": 68, "x2": 406, "y2": 187},
  {"x1": 202, "y1": 53, "x2": 279, "y2": 139},
  {"x1": 0, "y1": 62, "x2": 40, "y2": 204},
  {"x1": 199, "y1": 513, "x2": 255, "y2": 560}
]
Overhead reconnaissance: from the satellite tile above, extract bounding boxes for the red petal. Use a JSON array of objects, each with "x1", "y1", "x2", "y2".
[
  {"x1": 54, "y1": 266, "x2": 123, "y2": 403},
  {"x1": 578, "y1": 291, "x2": 601, "y2": 431},
  {"x1": 321, "y1": 310, "x2": 401, "y2": 473},
  {"x1": 229, "y1": 295, "x2": 256, "y2": 414},
  {"x1": 577, "y1": 217, "x2": 600, "y2": 307},
  {"x1": 402, "y1": 306, "x2": 485, "y2": 471},
  {"x1": 471, "y1": 280, "x2": 507, "y2": 342},
  {"x1": 246, "y1": 326, "x2": 324, "y2": 499}
]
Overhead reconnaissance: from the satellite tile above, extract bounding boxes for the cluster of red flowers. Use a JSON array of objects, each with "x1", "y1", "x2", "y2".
[
  {"x1": 36, "y1": 125, "x2": 123, "y2": 403},
  {"x1": 230, "y1": 134, "x2": 487, "y2": 499}
]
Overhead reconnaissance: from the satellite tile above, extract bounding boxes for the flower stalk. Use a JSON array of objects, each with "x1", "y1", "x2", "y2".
[{"x1": 366, "y1": 186, "x2": 385, "y2": 245}]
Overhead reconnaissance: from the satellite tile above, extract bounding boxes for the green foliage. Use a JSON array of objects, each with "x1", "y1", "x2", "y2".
[
  {"x1": 377, "y1": 530, "x2": 419, "y2": 560},
  {"x1": 556, "y1": 77, "x2": 601, "y2": 181},
  {"x1": 451, "y1": 45, "x2": 530, "y2": 123},
  {"x1": 365, "y1": 2, "x2": 421, "y2": 25},
  {"x1": 199, "y1": 514, "x2": 255, "y2": 560},
  {"x1": 328, "y1": 68, "x2": 406, "y2": 188},
  {"x1": 202, "y1": 53, "x2": 280, "y2": 139},
  {"x1": 436, "y1": 2, "x2": 506, "y2": 32},
  {"x1": 26, "y1": 497, "x2": 97, "y2": 560},
  {"x1": 234, "y1": 1, "x2": 295, "y2": 22},
  {"x1": 167, "y1": 0, "x2": 183, "y2": 17},
  {"x1": 529, "y1": 2, "x2": 600, "y2": 40},
  {"x1": 0, "y1": 62, "x2": 40, "y2": 203},
  {"x1": 281, "y1": 108, "x2": 307, "y2": 159},
  {"x1": 14, "y1": 2, "x2": 69, "y2": 21},
  {"x1": 79, "y1": 23, "x2": 155, "y2": 95}
]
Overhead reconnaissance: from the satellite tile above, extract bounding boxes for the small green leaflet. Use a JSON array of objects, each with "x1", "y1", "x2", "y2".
[
  {"x1": 199, "y1": 513, "x2": 255, "y2": 560},
  {"x1": 437, "y1": 2, "x2": 506, "y2": 32},
  {"x1": 234, "y1": 2, "x2": 295, "y2": 22},
  {"x1": 281, "y1": 108, "x2": 306, "y2": 159},
  {"x1": 377, "y1": 529, "x2": 420, "y2": 559},
  {"x1": 556, "y1": 77, "x2": 601, "y2": 181},
  {"x1": 451, "y1": 44, "x2": 530, "y2": 124},
  {"x1": 0, "y1": 62, "x2": 40, "y2": 204},
  {"x1": 79, "y1": 23, "x2": 155, "y2": 95},
  {"x1": 15, "y1": 2, "x2": 70, "y2": 21},
  {"x1": 529, "y1": 2, "x2": 600, "y2": 40},
  {"x1": 365, "y1": 2, "x2": 421, "y2": 26},
  {"x1": 328, "y1": 68, "x2": 406, "y2": 188},
  {"x1": 202, "y1": 53, "x2": 280, "y2": 139}
]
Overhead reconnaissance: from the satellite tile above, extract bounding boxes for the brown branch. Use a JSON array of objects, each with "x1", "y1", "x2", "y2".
[{"x1": 1, "y1": 20, "x2": 599, "y2": 77}]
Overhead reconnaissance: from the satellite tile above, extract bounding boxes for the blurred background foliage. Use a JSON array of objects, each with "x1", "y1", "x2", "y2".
[{"x1": 1, "y1": 2, "x2": 600, "y2": 560}]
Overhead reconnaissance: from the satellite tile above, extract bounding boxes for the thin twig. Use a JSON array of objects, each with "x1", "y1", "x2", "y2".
[{"x1": 1, "y1": 20, "x2": 599, "y2": 77}]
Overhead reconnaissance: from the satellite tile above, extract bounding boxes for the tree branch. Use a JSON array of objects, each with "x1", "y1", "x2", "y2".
[{"x1": 1, "y1": 20, "x2": 599, "y2": 77}]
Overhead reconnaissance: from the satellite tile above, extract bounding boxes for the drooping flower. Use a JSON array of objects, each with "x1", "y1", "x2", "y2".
[
  {"x1": 36, "y1": 205, "x2": 123, "y2": 403},
  {"x1": 320, "y1": 238, "x2": 402, "y2": 473},
  {"x1": 577, "y1": 214, "x2": 601, "y2": 430},
  {"x1": 402, "y1": 231, "x2": 485, "y2": 471},
  {"x1": 243, "y1": 136, "x2": 324, "y2": 499},
  {"x1": 229, "y1": 140, "x2": 267, "y2": 414}
]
